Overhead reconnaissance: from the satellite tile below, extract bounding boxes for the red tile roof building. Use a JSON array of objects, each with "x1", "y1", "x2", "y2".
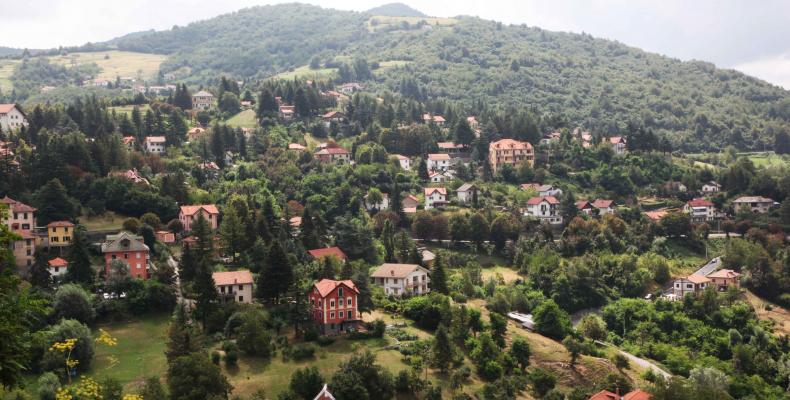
[
  {"x1": 308, "y1": 247, "x2": 347, "y2": 262},
  {"x1": 1, "y1": 196, "x2": 37, "y2": 267},
  {"x1": 101, "y1": 231, "x2": 150, "y2": 279},
  {"x1": 179, "y1": 204, "x2": 220, "y2": 232},
  {"x1": 309, "y1": 279, "x2": 361, "y2": 334},
  {"x1": 488, "y1": 139, "x2": 534, "y2": 173}
]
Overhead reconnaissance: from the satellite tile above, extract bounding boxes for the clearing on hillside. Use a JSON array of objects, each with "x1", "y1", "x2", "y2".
[
  {"x1": 226, "y1": 109, "x2": 258, "y2": 129},
  {"x1": 0, "y1": 59, "x2": 19, "y2": 92},
  {"x1": 48, "y1": 50, "x2": 166, "y2": 81},
  {"x1": 272, "y1": 64, "x2": 338, "y2": 80},
  {"x1": 367, "y1": 15, "x2": 458, "y2": 32}
]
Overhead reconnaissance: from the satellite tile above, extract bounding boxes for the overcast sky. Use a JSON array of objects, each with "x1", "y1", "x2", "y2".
[{"x1": 4, "y1": 0, "x2": 790, "y2": 88}]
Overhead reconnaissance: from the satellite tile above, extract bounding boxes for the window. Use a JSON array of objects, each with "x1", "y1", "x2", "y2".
[
  {"x1": 330, "y1": 300, "x2": 335, "y2": 308},
  {"x1": 112, "y1": 255, "x2": 117, "y2": 260},
  {"x1": 54, "y1": 267, "x2": 59, "y2": 273},
  {"x1": 347, "y1": 297, "x2": 352, "y2": 306},
  {"x1": 136, "y1": 263, "x2": 142, "y2": 269},
  {"x1": 338, "y1": 287, "x2": 343, "y2": 297},
  {"x1": 136, "y1": 253, "x2": 141, "y2": 259},
  {"x1": 348, "y1": 310, "x2": 353, "y2": 319},
  {"x1": 339, "y1": 298, "x2": 344, "y2": 307},
  {"x1": 238, "y1": 284, "x2": 243, "y2": 290},
  {"x1": 339, "y1": 311, "x2": 344, "y2": 318},
  {"x1": 52, "y1": 237, "x2": 59, "y2": 242},
  {"x1": 124, "y1": 253, "x2": 129, "y2": 259},
  {"x1": 220, "y1": 286, "x2": 225, "y2": 293},
  {"x1": 238, "y1": 296, "x2": 244, "y2": 302},
  {"x1": 64, "y1": 236, "x2": 70, "y2": 242},
  {"x1": 330, "y1": 312, "x2": 335, "y2": 319}
]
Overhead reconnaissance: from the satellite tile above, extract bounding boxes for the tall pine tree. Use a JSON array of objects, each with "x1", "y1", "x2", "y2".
[{"x1": 65, "y1": 227, "x2": 94, "y2": 285}]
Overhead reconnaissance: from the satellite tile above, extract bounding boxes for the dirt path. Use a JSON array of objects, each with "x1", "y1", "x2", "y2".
[{"x1": 744, "y1": 290, "x2": 790, "y2": 336}]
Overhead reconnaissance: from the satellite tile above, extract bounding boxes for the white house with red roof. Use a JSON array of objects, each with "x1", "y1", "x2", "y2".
[
  {"x1": 591, "y1": 199, "x2": 615, "y2": 215},
  {"x1": 121, "y1": 136, "x2": 136, "y2": 150},
  {"x1": 322, "y1": 111, "x2": 346, "y2": 127},
  {"x1": 48, "y1": 257, "x2": 68, "y2": 279},
  {"x1": 422, "y1": 113, "x2": 446, "y2": 126},
  {"x1": 427, "y1": 153, "x2": 451, "y2": 171},
  {"x1": 309, "y1": 279, "x2": 361, "y2": 334},
  {"x1": 0, "y1": 104, "x2": 28, "y2": 131},
  {"x1": 370, "y1": 263, "x2": 430, "y2": 297},
  {"x1": 179, "y1": 204, "x2": 220, "y2": 232},
  {"x1": 673, "y1": 274, "x2": 710, "y2": 298},
  {"x1": 683, "y1": 198, "x2": 717, "y2": 223},
  {"x1": 429, "y1": 170, "x2": 454, "y2": 183},
  {"x1": 424, "y1": 187, "x2": 447, "y2": 210},
  {"x1": 393, "y1": 154, "x2": 411, "y2": 170},
  {"x1": 524, "y1": 196, "x2": 562, "y2": 225},
  {"x1": 575, "y1": 200, "x2": 594, "y2": 216},
  {"x1": 143, "y1": 136, "x2": 166, "y2": 154},
  {"x1": 609, "y1": 136, "x2": 627, "y2": 155},
  {"x1": 213, "y1": 270, "x2": 254, "y2": 303}
]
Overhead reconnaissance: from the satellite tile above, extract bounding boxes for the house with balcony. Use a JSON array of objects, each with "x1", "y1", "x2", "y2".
[
  {"x1": 707, "y1": 269, "x2": 741, "y2": 291},
  {"x1": 143, "y1": 136, "x2": 166, "y2": 154},
  {"x1": 733, "y1": 196, "x2": 775, "y2": 214},
  {"x1": 683, "y1": 198, "x2": 717, "y2": 223},
  {"x1": 213, "y1": 270, "x2": 254, "y2": 303},
  {"x1": 309, "y1": 279, "x2": 361, "y2": 334},
  {"x1": 370, "y1": 263, "x2": 431, "y2": 297},
  {"x1": 101, "y1": 231, "x2": 150, "y2": 279},
  {"x1": 427, "y1": 153, "x2": 451, "y2": 171},
  {"x1": 524, "y1": 196, "x2": 562, "y2": 225},
  {"x1": 488, "y1": 139, "x2": 534, "y2": 174},
  {"x1": 673, "y1": 274, "x2": 710, "y2": 298},
  {"x1": 424, "y1": 187, "x2": 447, "y2": 210}
]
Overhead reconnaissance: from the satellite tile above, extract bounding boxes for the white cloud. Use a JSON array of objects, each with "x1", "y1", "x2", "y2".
[{"x1": 733, "y1": 54, "x2": 790, "y2": 89}]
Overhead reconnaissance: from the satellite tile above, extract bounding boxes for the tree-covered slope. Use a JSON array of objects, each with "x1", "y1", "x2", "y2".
[
  {"x1": 34, "y1": 3, "x2": 790, "y2": 150},
  {"x1": 347, "y1": 17, "x2": 790, "y2": 151},
  {"x1": 114, "y1": 3, "x2": 369, "y2": 81},
  {"x1": 365, "y1": 3, "x2": 427, "y2": 17}
]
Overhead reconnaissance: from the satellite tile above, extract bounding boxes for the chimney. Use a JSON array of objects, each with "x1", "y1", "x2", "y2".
[{"x1": 390, "y1": 270, "x2": 394, "y2": 276}]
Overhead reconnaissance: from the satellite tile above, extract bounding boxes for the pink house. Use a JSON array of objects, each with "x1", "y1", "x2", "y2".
[
  {"x1": 309, "y1": 279, "x2": 361, "y2": 335},
  {"x1": 179, "y1": 204, "x2": 220, "y2": 232}
]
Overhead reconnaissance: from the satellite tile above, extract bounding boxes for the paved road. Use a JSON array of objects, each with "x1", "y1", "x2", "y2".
[
  {"x1": 595, "y1": 341, "x2": 672, "y2": 379},
  {"x1": 694, "y1": 256, "x2": 721, "y2": 276}
]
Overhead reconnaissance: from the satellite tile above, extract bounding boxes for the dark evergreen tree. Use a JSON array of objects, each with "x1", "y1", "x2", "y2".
[
  {"x1": 29, "y1": 250, "x2": 52, "y2": 289},
  {"x1": 430, "y1": 255, "x2": 448, "y2": 294},
  {"x1": 255, "y1": 241, "x2": 293, "y2": 303},
  {"x1": 65, "y1": 227, "x2": 94, "y2": 285}
]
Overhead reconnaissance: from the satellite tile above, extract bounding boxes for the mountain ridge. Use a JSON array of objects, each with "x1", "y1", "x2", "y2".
[{"x1": 365, "y1": 3, "x2": 427, "y2": 17}]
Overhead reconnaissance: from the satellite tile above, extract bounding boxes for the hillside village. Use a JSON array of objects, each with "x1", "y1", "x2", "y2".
[{"x1": 2, "y1": 4, "x2": 790, "y2": 400}]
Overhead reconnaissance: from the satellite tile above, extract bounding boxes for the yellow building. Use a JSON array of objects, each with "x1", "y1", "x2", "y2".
[{"x1": 47, "y1": 221, "x2": 75, "y2": 247}]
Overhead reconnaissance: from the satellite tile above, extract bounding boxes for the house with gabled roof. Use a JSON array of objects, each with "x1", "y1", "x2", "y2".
[
  {"x1": 314, "y1": 146, "x2": 350, "y2": 164},
  {"x1": 427, "y1": 153, "x2": 451, "y2": 171},
  {"x1": 371, "y1": 263, "x2": 431, "y2": 297},
  {"x1": 101, "y1": 231, "x2": 150, "y2": 279},
  {"x1": 46, "y1": 220, "x2": 75, "y2": 247},
  {"x1": 429, "y1": 170, "x2": 454, "y2": 183},
  {"x1": 524, "y1": 196, "x2": 562, "y2": 225},
  {"x1": 48, "y1": 257, "x2": 68, "y2": 280},
  {"x1": 179, "y1": 204, "x2": 220, "y2": 232},
  {"x1": 591, "y1": 199, "x2": 615, "y2": 215},
  {"x1": 192, "y1": 90, "x2": 215, "y2": 110},
  {"x1": 683, "y1": 198, "x2": 717, "y2": 223},
  {"x1": 707, "y1": 269, "x2": 741, "y2": 291},
  {"x1": 424, "y1": 187, "x2": 447, "y2": 210},
  {"x1": 313, "y1": 384, "x2": 336, "y2": 400},
  {"x1": 673, "y1": 274, "x2": 710, "y2": 298},
  {"x1": 1, "y1": 196, "x2": 37, "y2": 267},
  {"x1": 609, "y1": 136, "x2": 627, "y2": 155},
  {"x1": 213, "y1": 270, "x2": 254, "y2": 303},
  {"x1": 0, "y1": 104, "x2": 28, "y2": 131},
  {"x1": 576, "y1": 200, "x2": 593, "y2": 216},
  {"x1": 488, "y1": 139, "x2": 534, "y2": 173},
  {"x1": 309, "y1": 279, "x2": 361, "y2": 334},
  {"x1": 143, "y1": 136, "x2": 166, "y2": 154},
  {"x1": 701, "y1": 181, "x2": 721, "y2": 193},
  {"x1": 402, "y1": 194, "x2": 419, "y2": 213},
  {"x1": 393, "y1": 154, "x2": 411, "y2": 170},
  {"x1": 456, "y1": 183, "x2": 477, "y2": 204},
  {"x1": 308, "y1": 247, "x2": 347, "y2": 263},
  {"x1": 733, "y1": 196, "x2": 775, "y2": 214},
  {"x1": 322, "y1": 111, "x2": 346, "y2": 127}
]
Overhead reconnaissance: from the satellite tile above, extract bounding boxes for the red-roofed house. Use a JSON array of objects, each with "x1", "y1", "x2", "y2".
[
  {"x1": 179, "y1": 204, "x2": 220, "y2": 232},
  {"x1": 576, "y1": 200, "x2": 593, "y2": 216},
  {"x1": 424, "y1": 187, "x2": 447, "y2": 210},
  {"x1": 48, "y1": 257, "x2": 68, "y2": 279},
  {"x1": 0, "y1": 104, "x2": 27, "y2": 131},
  {"x1": 101, "y1": 231, "x2": 150, "y2": 279},
  {"x1": 707, "y1": 269, "x2": 741, "y2": 291},
  {"x1": 402, "y1": 194, "x2": 419, "y2": 213},
  {"x1": 110, "y1": 168, "x2": 149, "y2": 185},
  {"x1": 155, "y1": 230, "x2": 176, "y2": 244},
  {"x1": 308, "y1": 247, "x2": 347, "y2": 263},
  {"x1": 143, "y1": 136, "x2": 166, "y2": 154},
  {"x1": 622, "y1": 390, "x2": 651, "y2": 400},
  {"x1": 427, "y1": 153, "x2": 451, "y2": 171},
  {"x1": 588, "y1": 389, "x2": 651, "y2": 400},
  {"x1": 591, "y1": 199, "x2": 615, "y2": 215},
  {"x1": 309, "y1": 279, "x2": 361, "y2": 334},
  {"x1": 588, "y1": 390, "x2": 620, "y2": 400},
  {"x1": 314, "y1": 147, "x2": 350, "y2": 164},
  {"x1": 488, "y1": 139, "x2": 534, "y2": 173},
  {"x1": 313, "y1": 384, "x2": 336, "y2": 400},
  {"x1": 122, "y1": 136, "x2": 136, "y2": 150},
  {"x1": 683, "y1": 198, "x2": 717, "y2": 223},
  {"x1": 422, "y1": 113, "x2": 446, "y2": 126},
  {"x1": 524, "y1": 196, "x2": 562, "y2": 225},
  {"x1": 609, "y1": 136, "x2": 627, "y2": 155},
  {"x1": 674, "y1": 274, "x2": 710, "y2": 298},
  {"x1": 1, "y1": 196, "x2": 37, "y2": 267},
  {"x1": 46, "y1": 220, "x2": 75, "y2": 247},
  {"x1": 322, "y1": 111, "x2": 347, "y2": 127},
  {"x1": 213, "y1": 270, "x2": 254, "y2": 303}
]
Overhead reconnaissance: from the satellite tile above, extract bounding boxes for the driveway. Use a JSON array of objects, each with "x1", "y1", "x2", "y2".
[{"x1": 595, "y1": 341, "x2": 672, "y2": 379}]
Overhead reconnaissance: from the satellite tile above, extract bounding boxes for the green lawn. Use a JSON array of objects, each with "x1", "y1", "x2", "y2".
[
  {"x1": 79, "y1": 211, "x2": 127, "y2": 232},
  {"x1": 745, "y1": 152, "x2": 789, "y2": 168},
  {"x1": 48, "y1": 51, "x2": 166, "y2": 81},
  {"x1": 88, "y1": 313, "x2": 170, "y2": 392},
  {"x1": 0, "y1": 59, "x2": 18, "y2": 93},
  {"x1": 272, "y1": 65, "x2": 338, "y2": 80},
  {"x1": 109, "y1": 104, "x2": 151, "y2": 118},
  {"x1": 225, "y1": 109, "x2": 258, "y2": 129}
]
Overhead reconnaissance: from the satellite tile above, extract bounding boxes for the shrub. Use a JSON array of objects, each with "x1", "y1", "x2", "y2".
[
  {"x1": 290, "y1": 344, "x2": 316, "y2": 361},
  {"x1": 303, "y1": 327, "x2": 319, "y2": 342},
  {"x1": 42, "y1": 319, "x2": 95, "y2": 373},
  {"x1": 316, "y1": 336, "x2": 335, "y2": 346},
  {"x1": 53, "y1": 284, "x2": 95, "y2": 324},
  {"x1": 224, "y1": 349, "x2": 238, "y2": 367},
  {"x1": 37, "y1": 372, "x2": 61, "y2": 400},
  {"x1": 211, "y1": 351, "x2": 221, "y2": 365}
]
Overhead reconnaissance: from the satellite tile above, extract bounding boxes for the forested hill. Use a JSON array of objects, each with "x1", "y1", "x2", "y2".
[
  {"x1": 86, "y1": 4, "x2": 790, "y2": 150},
  {"x1": 365, "y1": 3, "x2": 427, "y2": 17}
]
